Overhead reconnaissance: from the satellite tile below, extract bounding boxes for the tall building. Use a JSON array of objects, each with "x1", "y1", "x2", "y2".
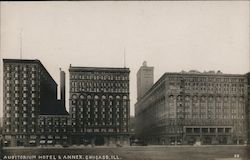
[
  {"x1": 135, "y1": 69, "x2": 248, "y2": 145},
  {"x1": 137, "y1": 61, "x2": 154, "y2": 100},
  {"x1": 60, "y1": 69, "x2": 66, "y2": 109},
  {"x1": 69, "y1": 65, "x2": 130, "y2": 146},
  {"x1": 2, "y1": 59, "x2": 67, "y2": 146}
]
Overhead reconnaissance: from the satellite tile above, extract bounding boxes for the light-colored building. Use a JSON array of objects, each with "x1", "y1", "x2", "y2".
[
  {"x1": 135, "y1": 68, "x2": 248, "y2": 145},
  {"x1": 137, "y1": 61, "x2": 154, "y2": 100}
]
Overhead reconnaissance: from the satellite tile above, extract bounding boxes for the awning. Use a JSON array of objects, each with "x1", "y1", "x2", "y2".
[
  {"x1": 47, "y1": 140, "x2": 53, "y2": 144},
  {"x1": 40, "y1": 140, "x2": 46, "y2": 144},
  {"x1": 4, "y1": 141, "x2": 9, "y2": 144}
]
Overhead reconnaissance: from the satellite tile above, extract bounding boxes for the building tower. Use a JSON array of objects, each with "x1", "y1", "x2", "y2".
[
  {"x1": 136, "y1": 61, "x2": 154, "y2": 100},
  {"x1": 60, "y1": 68, "x2": 66, "y2": 109}
]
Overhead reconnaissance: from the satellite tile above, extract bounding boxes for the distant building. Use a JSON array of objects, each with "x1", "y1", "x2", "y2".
[
  {"x1": 135, "y1": 66, "x2": 248, "y2": 145},
  {"x1": 129, "y1": 116, "x2": 135, "y2": 134},
  {"x1": 137, "y1": 61, "x2": 154, "y2": 100},
  {"x1": 2, "y1": 59, "x2": 67, "y2": 146},
  {"x1": 0, "y1": 117, "x2": 3, "y2": 128},
  {"x1": 0, "y1": 117, "x2": 3, "y2": 135},
  {"x1": 69, "y1": 66, "x2": 130, "y2": 146}
]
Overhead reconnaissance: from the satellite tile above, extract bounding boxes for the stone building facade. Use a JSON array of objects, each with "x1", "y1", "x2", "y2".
[
  {"x1": 69, "y1": 66, "x2": 130, "y2": 146},
  {"x1": 135, "y1": 69, "x2": 248, "y2": 145}
]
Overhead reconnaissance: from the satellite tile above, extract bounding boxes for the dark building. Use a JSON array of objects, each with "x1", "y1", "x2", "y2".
[
  {"x1": 38, "y1": 114, "x2": 70, "y2": 146},
  {"x1": 2, "y1": 59, "x2": 67, "y2": 146},
  {"x1": 69, "y1": 65, "x2": 130, "y2": 146},
  {"x1": 135, "y1": 66, "x2": 248, "y2": 145}
]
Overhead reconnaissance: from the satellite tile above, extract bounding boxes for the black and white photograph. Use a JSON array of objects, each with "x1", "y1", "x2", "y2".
[{"x1": 0, "y1": 1, "x2": 249, "y2": 160}]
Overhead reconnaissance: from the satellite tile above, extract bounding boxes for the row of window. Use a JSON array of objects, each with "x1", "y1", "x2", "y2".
[
  {"x1": 40, "y1": 128, "x2": 67, "y2": 133},
  {"x1": 71, "y1": 121, "x2": 127, "y2": 126},
  {"x1": 5, "y1": 128, "x2": 35, "y2": 133},
  {"x1": 71, "y1": 87, "x2": 128, "y2": 93},
  {"x1": 72, "y1": 128, "x2": 127, "y2": 133},
  {"x1": 170, "y1": 82, "x2": 245, "y2": 87},
  {"x1": 5, "y1": 120, "x2": 36, "y2": 125},
  {"x1": 70, "y1": 74, "x2": 128, "y2": 81},
  {"x1": 6, "y1": 113, "x2": 36, "y2": 118},
  {"x1": 5, "y1": 65, "x2": 37, "y2": 71},
  {"x1": 168, "y1": 76, "x2": 246, "y2": 83},
  {"x1": 72, "y1": 95, "x2": 128, "y2": 100},
  {"x1": 71, "y1": 113, "x2": 127, "y2": 119},
  {"x1": 71, "y1": 81, "x2": 128, "y2": 87},
  {"x1": 39, "y1": 121, "x2": 68, "y2": 125},
  {"x1": 169, "y1": 95, "x2": 244, "y2": 101},
  {"x1": 6, "y1": 86, "x2": 37, "y2": 92},
  {"x1": 6, "y1": 99, "x2": 36, "y2": 105},
  {"x1": 72, "y1": 106, "x2": 127, "y2": 112},
  {"x1": 5, "y1": 73, "x2": 36, "y2": 78}
]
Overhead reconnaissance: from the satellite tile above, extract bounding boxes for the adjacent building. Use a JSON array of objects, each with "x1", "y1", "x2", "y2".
[
  {"x1": 38, "y1": 114, "x2": 70, "y2": 146},
  {"x1": 69, "y1": 65, "x2": 130, "y2": 146},
  {"x1": 246, "y1": 73, "x2": 250, "y2": 144},
  {"x1": 135, "y1": 66, "x2": 248, "y2": 145},
  {"x1": 2, "y1": 59, "x2": 67, "y2": 146}
]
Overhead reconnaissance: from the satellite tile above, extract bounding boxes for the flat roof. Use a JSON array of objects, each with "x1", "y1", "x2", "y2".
[
  {"x1": 3, "y1": 59, "x2": 57, "y2": 85},
  {"x1": 69, "y1": 66, "x2": 130, "y2": 72}
]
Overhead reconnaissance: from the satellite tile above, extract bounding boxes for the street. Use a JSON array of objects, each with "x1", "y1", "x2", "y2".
[{"x1": 2, "y1": 145, "x2": 250, "y2": 160}]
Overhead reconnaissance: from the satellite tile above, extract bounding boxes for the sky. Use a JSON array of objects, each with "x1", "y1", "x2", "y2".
[{"x1": 0, "y1": 1, "x2": 249, "y2": 117}]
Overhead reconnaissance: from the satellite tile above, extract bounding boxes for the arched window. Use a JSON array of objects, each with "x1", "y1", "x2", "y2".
[
  {"x1": 193, "y1": 96, "x2": 198, "y2": 101},
  {"x1": 109, "y1": 95, "x2": 113, "y2": 99},
  {"x1": 72, "y1": 94, "x2": 77, "y2": 99},
  {"x1": 87, "y1": 95, "x2": 91, "y2": 99},
  {"x1": 94, "y1": 95, "x2": 99, "y2": 99},
  {"x1": 80, "y1": 95, "x2": 85, "y2": 99}
]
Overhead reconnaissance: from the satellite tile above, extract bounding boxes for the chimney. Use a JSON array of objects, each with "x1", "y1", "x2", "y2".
[{"x1": 60, "y1": 68, "x2": 66, "y2": 109}]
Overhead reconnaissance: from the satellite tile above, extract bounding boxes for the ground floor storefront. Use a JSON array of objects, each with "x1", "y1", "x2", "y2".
[{"x1": 70, "y1": 134, "x2": 130, "y2": 146}]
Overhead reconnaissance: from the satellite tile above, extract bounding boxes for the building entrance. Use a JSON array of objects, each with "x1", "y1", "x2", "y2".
[{"x1": 95, "y1": 136, "x2": 105, "y2": 146}]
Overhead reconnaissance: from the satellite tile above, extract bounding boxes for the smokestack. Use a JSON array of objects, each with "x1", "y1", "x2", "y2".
[{"x1": 60, "y1": 68, "x2": 66, "y2": 109}]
